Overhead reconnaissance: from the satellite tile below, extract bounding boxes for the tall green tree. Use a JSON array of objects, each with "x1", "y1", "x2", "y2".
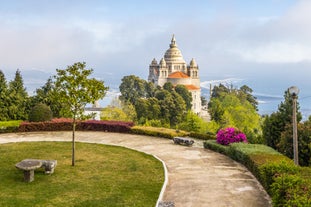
[
  {"x1": 208, "y1": 84, "x2": 261, "y2": 142},
  {"x1": 31, "y1": 78, "x2": 64, "y2": 117},
  {"x1": 239, "y1": 85, "x2": 258, "y2": 111},
  {"x1": 54, "y1": 62, "x2": 109, "y2": 166},
  {"x1": 262, "y1": 90, "x2": 302, "y2": 150},
  {"x1": 8, "y1": 69, "x2": 29, "y2": 120},
  {"x1": 175, "y1": 85, "x2": 192, "y2": 110},
  {"x1": 119, "y1": 75, "x2": 147, "y2": 104},
  {"x1": 0, "y1": 70, "x2": 10, "y2": 121}
]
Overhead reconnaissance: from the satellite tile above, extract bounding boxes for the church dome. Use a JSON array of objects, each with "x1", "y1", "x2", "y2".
[
  {"x1": 151, "y1": 58, "x2": 157, "y2": 65},
  {"x1": 164, "y1": 35, "x2": 186, "y2": 64},
  {"x1": 190, "y1": 58, "x2": 197, "y2": 67},
  {"x1": 159, "y1": 58, "x2": 166, "y2": 67}
]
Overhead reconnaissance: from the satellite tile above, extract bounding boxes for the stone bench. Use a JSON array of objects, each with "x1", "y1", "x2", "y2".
[
  {"x1": 15, "y1": 159, "x2": 57, "y2": 182},
  {"x1": 173, "y1": 137, "x2": 194, "y2": 146}
]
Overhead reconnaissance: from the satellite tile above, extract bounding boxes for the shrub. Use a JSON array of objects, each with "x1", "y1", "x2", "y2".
[
  {"x1": 216, "y1": 127, "x2": 247, "y2": 145},
  {"x1": 28, "y1": 103, "x2": 53, "y2": 122},
  {"x1": 19, "y1": 119, "x2": 134, "y2": 133},
  {"x1": 0, "y1": 120, "x2": 22, "y2": 133},
  {"x1": 131, "y1": 126, "x2": 188, "y2": 139}
]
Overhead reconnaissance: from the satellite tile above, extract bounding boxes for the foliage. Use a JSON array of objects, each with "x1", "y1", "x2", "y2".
[
  {"x1": 30, "y1": 78, "x2": 64, "y2": 118},
  {"x1": 205, "y1": 120, "x2": 220, "y2": 134},
  {"x1": 175, "y1": 85, "x2": 192, "y2": 110},
  {"x1": 53, "y1": 62, "x2": 109, "y2": 166},
  {"x1": 130, "y1": 126, "x2": 188, "y2": 139},
  {"x1": 119, "y1": 75, "x2": 189, "y2": 127},
  {"x1": 0, "y1": 142, "x2": 164, "y2": 206},
  {"x1": 0, "y1": 120, "x2": 22, "y2": 133},
  {"x1": 179, "y1": 110, "x2": 208, "y2": 133},
  {"x1": 0, "y1": 70, "x2": 10, "y2": 121},
  {"x1": 263, "y1": 90, "x2": 302, "y2": 149},
  {"x1": 100, "y1": 106, "x2": 131, "y2": 121},
  {"x1": 119, "y1": 75, "x2": 150, "y2": 104},
  {"x1": 7, "y1": 70, "x2": 29, "y2": 120},
  {"x1": 208, "y1": 84, "x2": 261, "y2": 142},
  {"x1": 262, "y1": 89, "x2": 311, "y2": 166},
  {"x1": 28, "y1": 103, "x2": 53, "y2": 122},
  {"x1": 19, "y1": 119, "x2": 133, "y2": 133},
  {"x1": 204, "y1": 140, "x2": 311, "y2": 206},
  {"x1": 278, "y1": 122, "x2": 311, "y2": 166},
  {"x1": 216, "y1": 127, "x2": 247, "y2": 145}
]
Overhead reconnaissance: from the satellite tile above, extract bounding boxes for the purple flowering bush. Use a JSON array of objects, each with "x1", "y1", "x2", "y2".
[{"x1": 216, "y1": 127, "x2": 247, "y2": 145}]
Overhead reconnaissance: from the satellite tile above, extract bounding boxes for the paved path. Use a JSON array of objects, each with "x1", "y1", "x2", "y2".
[{"x1": 0, "y1": 131, "x2": 271, "y2": 207}]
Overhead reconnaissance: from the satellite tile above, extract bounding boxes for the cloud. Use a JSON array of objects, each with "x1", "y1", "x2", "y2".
[{"x1": 224, "y1": 1, "x2": 311, "y2": 63}]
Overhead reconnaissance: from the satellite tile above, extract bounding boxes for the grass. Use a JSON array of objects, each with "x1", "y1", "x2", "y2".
[{"x1": 0, "y1": 142, "x2": 164, "y2": 207}]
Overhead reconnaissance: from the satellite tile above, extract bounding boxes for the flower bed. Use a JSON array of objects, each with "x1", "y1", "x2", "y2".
[{"x1": 216, "y1": 127, "x2": 247, "y2": 145}]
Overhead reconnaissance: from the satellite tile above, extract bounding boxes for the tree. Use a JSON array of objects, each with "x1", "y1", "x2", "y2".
[
  {"x1": 208, "y1": 85, "x2": 261, "y2": 143},
  {"x1": 179, "y1": 110, "x2": 208, "y2": 133},
  {"x1": 100, "y1": 106, "x2": 129, "y2": 121},
  {"x1": 278, "y1": 122, "x2": 311, "y2": 166},
  {"x1": 211, "y1": 83, "x2": 230, "y2": 98},
  {"x1": 239, "y1": 85, "x2": 258, "y2": 111},
  {"x1": 0, "y1": 70, "x2": 10, "y2": 121},
  {"x1": 119, "y1": 75, "x2": 147, "y2": 104},
  {"x1": 175, "y1": 84, "x2": 192, "y2": 111},
  {"x1": 31, "y1": 78, "x2": 64, "y2": 117},
  {"x1": 262, "y1": 90, "x2": 302, "y2": 150},
  {"x1": 8, "y1": 69, "x2": 29, "y2": 120},
  {"x1": 54, "y1": 62, "x2": 109, "y2": 166},
  {"x1": 28, "y1": 103, "x2": 53, "y2": 122}
]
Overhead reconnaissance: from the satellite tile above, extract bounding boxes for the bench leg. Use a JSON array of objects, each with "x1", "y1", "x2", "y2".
[{"x1": 23, "y1": 170, "x2": 34, "y2": 182}]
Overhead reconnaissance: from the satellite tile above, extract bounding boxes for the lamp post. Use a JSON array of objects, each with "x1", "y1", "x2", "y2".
[{"x1": 288, "y1": 86, "x2": 299, "y2": 165}]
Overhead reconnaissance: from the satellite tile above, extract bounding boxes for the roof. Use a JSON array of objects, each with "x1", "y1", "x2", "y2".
[
  {"x1": 168, "y1": 71, "x2": 189, "y2": 79},
  {"x1": 184, "y1": 84, "x2": 200, "y2": 90}
]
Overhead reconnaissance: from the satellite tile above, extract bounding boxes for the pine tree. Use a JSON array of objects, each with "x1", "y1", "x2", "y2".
[
  {"x1": 0, "y1": 70, "x2": 10, "y2": 120},
  {"x1": 8, "y1": 69, "x2": 29, "y2": 120}
]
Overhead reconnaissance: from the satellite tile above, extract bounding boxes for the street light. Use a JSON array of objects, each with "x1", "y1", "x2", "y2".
[{"x1": 288, "y1": 86, "x2": 299, "y2": 165}]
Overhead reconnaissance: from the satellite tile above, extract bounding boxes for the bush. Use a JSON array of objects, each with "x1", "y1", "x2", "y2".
[
  {"x1": 19, "y1": 119, "x2": 134, "y2": 133},
  {"x1": 216, "y1": 127, "x2": 247, "y2": 145},
  {"x1": 131, "y1": 126, "x2": 188, "y2": 139},
  {"x1": 0, "y1": 120, "x2": 22, "y2": 133},
  {"x1": 28, "y1": 103, "x2": 53, "y2": 122}
]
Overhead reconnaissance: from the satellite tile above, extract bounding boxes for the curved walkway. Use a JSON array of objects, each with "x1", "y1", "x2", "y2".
[{"x1": 0, "y1": 131, "x2": 271, "y2": 207}]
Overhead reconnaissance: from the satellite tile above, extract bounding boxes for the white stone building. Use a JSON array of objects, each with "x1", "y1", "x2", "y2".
[{"x1": 148, "y1": 35, "x2": 201, "y2": 114}]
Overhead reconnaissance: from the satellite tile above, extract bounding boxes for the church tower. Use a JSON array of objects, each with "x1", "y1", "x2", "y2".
[{"x1": 148, "y1": 35, "x2": 201, "y2": 113}]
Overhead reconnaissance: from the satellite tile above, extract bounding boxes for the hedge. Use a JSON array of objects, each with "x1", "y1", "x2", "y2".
[
  {"x1": 18, "y1": 119, "x2": 134, "y2": 133},
  {"x1": 130, "y1": 126, "x2": 188, "y2": 139},
  {"x1": 204, "y1": 140, "x2": 311, "y2": 206}
]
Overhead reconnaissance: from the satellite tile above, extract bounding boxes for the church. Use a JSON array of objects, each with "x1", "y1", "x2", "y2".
[{"x1": 148, "y1": 35, "x2": 201, "y2": 114}]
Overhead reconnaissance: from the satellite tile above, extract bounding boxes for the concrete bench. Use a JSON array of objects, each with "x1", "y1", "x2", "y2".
[
  {"x1": 173, "y1": 137, "x2": 194, "y2": 146},
  {"x1": 15, "y1": 159, "x2": 57, "y2": 182}
]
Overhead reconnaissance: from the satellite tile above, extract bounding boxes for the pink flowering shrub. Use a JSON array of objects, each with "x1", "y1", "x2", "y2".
[{"x1": 216, "y1": 127, "x2": 247, "y2": 145}]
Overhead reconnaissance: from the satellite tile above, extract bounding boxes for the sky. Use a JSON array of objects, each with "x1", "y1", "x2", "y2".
[{"x1": 0, "y1": 0, "x2": 311, "y2": 118}]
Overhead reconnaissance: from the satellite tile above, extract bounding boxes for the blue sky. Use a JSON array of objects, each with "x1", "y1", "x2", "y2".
[{"x1": 0, "y1": 0, "x2": 311, "y2": 117}]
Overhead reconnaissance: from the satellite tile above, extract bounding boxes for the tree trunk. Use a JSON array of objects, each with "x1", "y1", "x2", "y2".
[{"x1": 72, "y1": 117, "x2": 76, "y2": 166}]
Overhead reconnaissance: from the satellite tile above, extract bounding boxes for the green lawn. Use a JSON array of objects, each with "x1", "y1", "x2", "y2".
[{"x1": 0, "y1": 142, "x2": 164, "y2": 207}]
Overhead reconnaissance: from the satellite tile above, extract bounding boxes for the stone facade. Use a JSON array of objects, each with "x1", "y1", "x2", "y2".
[{"x1": 148, "y1": 35, "x2": 201, "y2": 113}]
